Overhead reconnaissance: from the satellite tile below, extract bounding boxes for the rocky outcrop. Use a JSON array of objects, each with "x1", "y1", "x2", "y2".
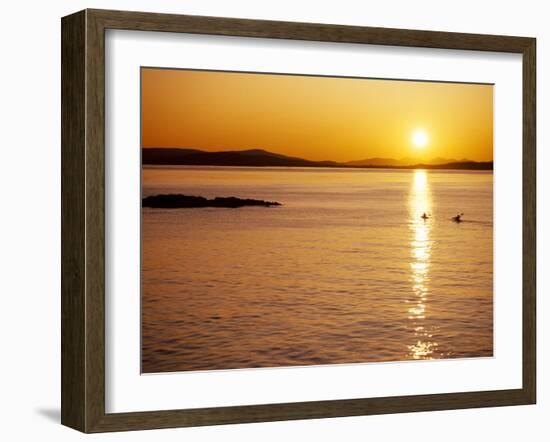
[{"x1": 142, "y1": 194, "x2": 281, "y2": 209}]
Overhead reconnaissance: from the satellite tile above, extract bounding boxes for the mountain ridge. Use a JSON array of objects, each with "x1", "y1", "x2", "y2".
[{"x1": 142, "y1": 147, "x2": 492, "y2": 170}]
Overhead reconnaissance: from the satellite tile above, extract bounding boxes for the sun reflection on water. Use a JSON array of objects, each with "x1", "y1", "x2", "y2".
[{"x1": 407, "y1": 170, "x2": 438, "y2": 359}]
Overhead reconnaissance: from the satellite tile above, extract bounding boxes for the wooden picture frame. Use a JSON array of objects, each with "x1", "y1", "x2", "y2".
[{"x1": 61, "y1": 8, "x2": 536, "y2": 433}]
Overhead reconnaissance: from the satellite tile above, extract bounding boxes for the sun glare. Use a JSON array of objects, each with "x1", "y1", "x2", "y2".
[{"x1": 412, "y1": 129, "x2": 429, "y2": 148}]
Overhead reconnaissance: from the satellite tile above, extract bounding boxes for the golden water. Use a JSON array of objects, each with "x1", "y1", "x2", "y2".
[{"x1": 141, "y1": 166, "x2": 493, "y2": 373}]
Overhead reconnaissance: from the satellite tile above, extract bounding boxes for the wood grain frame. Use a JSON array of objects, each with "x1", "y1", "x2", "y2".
[{"x1": 61, "y1": 9, "x2": 536, "y2": 433}]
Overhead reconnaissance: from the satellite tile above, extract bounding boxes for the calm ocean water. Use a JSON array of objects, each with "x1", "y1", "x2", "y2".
[{"x1": 141, "y1": 166, "x2": 493, "y2": 373}]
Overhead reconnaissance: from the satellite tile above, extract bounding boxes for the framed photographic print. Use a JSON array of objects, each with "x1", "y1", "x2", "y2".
[{"x1": 61, "y1": 9, "x2": 536, "y2": 433}]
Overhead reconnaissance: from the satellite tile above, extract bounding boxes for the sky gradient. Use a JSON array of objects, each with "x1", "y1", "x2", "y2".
[{"x1": 141, "y1": 68, "x2": 493, "y2": 163}]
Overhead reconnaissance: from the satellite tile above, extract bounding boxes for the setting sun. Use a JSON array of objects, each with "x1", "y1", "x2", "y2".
[{"x1": 412, "y1": 129, "x2": 429, "y2": 148}]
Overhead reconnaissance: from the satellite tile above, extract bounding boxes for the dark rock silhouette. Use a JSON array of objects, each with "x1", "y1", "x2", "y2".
[{"x1": 142, "y1": 194, "x2": 281, "y2": 209}]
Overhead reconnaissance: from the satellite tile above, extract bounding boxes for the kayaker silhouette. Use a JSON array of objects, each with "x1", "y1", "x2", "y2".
[{"x1": 452, "y1": 213, "x2": 464, "y2": 223}]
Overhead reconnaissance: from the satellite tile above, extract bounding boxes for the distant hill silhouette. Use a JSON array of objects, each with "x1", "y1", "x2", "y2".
[
  {"x1": 142, "y1": 148, "x2": 339, "y2": 167},
  {"x1": 345, "y1": 157, "x2": 408, "y2": 167},
  {"x1": 346, "y1": 156, "x2": 471, "y2": 166},
  {"x1": 142, "y1": 148, "x2": 492, "y2": 170},
  {"x1": 396, "y1": 161, "x2": 493, "y2": 170},
  {"x1": 141, "y1": 148, "x2": 204, "y2": 164}
]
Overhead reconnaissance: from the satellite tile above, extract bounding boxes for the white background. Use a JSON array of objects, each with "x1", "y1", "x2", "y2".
[
  {"x1": 0, "y1": 0, "x2": 547, "y2": 441},
  {"x1": 106, "y1": 30, "x2": 523, "y2": 413}
]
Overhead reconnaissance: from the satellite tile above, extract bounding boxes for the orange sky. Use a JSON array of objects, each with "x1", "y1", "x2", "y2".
[{"x1": 141, "y1": 68, "x2": 493, "y2": 163}]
